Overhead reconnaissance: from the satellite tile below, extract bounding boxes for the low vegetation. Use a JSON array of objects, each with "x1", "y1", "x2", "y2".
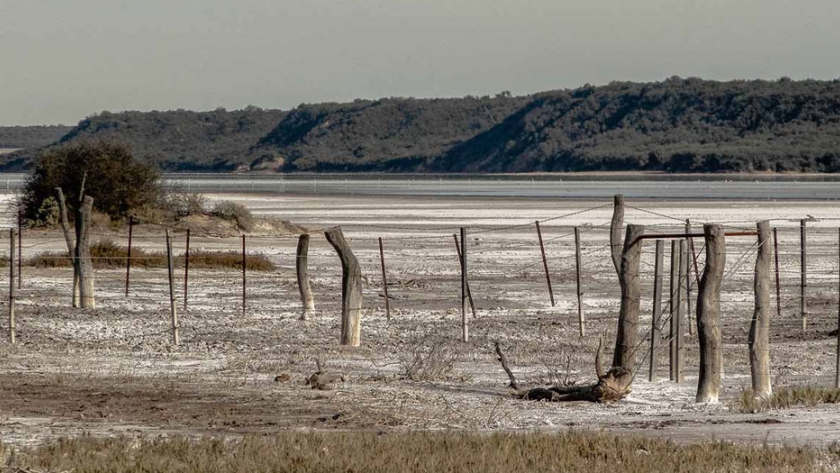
[
  {"x1": 736, "y1": 386, "x2": 840, "y2": 412},
  {"x1": 23, "y1": 240, "x2": 275, "y2": 271},
  {"x1": 0, "y1": 431, "x2": 828, "y2": 473}
]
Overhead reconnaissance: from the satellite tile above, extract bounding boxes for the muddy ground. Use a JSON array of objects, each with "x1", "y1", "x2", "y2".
[{"x1": 2, "y1": 194, "x2": 840, "y2": 447}]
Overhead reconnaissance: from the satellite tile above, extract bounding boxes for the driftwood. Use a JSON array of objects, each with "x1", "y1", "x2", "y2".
[
  {"x1": 296, "y1": 234, "x2": 315, "y2": 320},
  {"x1": 306, "y1": 358, "x2": 345, "y2": 390},
  {"x1": 501, "y1": 337, "x2": 632, "y2": 403}
]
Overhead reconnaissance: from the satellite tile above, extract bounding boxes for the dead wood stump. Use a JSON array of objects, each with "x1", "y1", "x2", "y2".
[
  {"x1": 696, "y1": 224, "x2": 725, "y2": 403},
  {"x1": 324, "y1": 226, "x2": 362, "y2": 346}
]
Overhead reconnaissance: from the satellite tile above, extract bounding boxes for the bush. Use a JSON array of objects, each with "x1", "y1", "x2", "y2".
[
  {"x1": 163, "y1": 192, "x2": 207, "y2": 219},
  {"x1": 211, "y1": 201, "x2": 254, "y2": 232},
  {"x1": 21, "y1": 140, "x2": 161, "y2": 223},
  {"x1": 25, "y1": 196, "x2": 60, "y2": 228}
]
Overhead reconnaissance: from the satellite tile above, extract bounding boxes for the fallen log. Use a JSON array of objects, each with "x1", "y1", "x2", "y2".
[{"x1": 501, "y1": 337, "x2": 632, "y2": 403}]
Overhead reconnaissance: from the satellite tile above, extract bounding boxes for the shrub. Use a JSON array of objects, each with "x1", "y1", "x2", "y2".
[
  {"x1": 25, "y1": 196, "x2": 60, "y2": 228},
  {"x1": 736, "y1": 385, "x2": 840, "y2": 412},
  {"x1": 21, "y1": 140, "x2": 162, "y2": 223},
  {"x1": 398, "y1": 329, "x2": 460, "y2": 381},
  {"x1": 211, "y1": 200, "x2": 254, "y2": 232},
  {"x1": 163, "y1": 192, "x2": 207, "y2": 219}
]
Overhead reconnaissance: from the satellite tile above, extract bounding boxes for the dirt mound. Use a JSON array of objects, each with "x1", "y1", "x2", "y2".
[{"x1": 174, "y1": 214, "x2": 309, "y2": 237}]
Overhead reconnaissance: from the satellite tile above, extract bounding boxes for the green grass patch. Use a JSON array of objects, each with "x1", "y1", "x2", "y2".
[
  {"x1": 23, "y1": 240, "x2": 275, "y2": 271},
  {"x1": 737, "y1": 385, "x2": 840, "y2": 412},
  {"x1": 0, "y1": 431, "x2": 827, "y2": 473}
]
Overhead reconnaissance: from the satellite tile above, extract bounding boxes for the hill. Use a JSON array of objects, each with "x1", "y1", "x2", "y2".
[
  {"x1": 6, "y1": 78, "x2": 840, "y2": 173},
  {"x1": 0, "y1": 125, "x2": 72, "y2": 150}
]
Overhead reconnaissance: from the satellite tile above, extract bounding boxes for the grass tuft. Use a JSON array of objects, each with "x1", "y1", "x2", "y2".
[
  {"x1": 736, "y1": 385, "x2": 840, "y2": 412},
  {"x1": 1, "y1": 431, "x2": 826, "y2": 473}
]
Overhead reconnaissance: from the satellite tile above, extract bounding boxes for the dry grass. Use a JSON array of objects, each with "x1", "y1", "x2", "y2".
[
  {"x1": 24, "y1": 240, "x2": 275, "y2": 271},
  {"x1": 0, "y1": 431, "x2": 828, "y2": 473},
  {"x1": 736, "y1": 385, "x2": 840, "y2": 412},
  {"x1": 397, "y1": 329, "x2": 462, "y2": 382}
]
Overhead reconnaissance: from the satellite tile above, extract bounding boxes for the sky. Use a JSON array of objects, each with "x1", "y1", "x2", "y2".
[{"x1": 1, "y1": 0, "x2": 840, "y2": 125}]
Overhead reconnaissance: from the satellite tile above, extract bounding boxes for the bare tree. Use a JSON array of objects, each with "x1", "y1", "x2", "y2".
[{"x1": 56, "y1": 182, "x2": 95, "y2": 309}]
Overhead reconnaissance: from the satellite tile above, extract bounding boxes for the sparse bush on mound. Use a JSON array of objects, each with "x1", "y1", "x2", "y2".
[
  {"x1": 737, "y1": 385, "x2": 840, "y2": 412},
  {"x1": 211, "y1": 200, "x2": 254, "y2": 232}
]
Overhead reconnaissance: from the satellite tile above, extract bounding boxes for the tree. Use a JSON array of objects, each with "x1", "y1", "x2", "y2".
[{"x1": 21, "y1": 140, "x2": 161, "y2": 223}]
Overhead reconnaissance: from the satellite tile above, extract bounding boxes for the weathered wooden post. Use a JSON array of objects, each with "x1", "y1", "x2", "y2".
[
  {"x1": 460, "y1": 227, "x2": 469, "y2": 342},
  {"x1": 669, "y1": 240, "x2": 682, "y2": 382},
  {"x1": 378, "y1": 237, "x2": 391, "y2": 320},
  {"x1": 574, "y1": 226, "x2": 584, "y2": 337},
  {"x1": 837, "y1": 227, "x2": 840, "y2": 389},
  {"x1": 649, "y1": 239, "x2": 664, "y2": 382},
  {"x1": 800, "y1": 219, "x2": 807, "y2": 331},
  {"x1": 610, "y1": 194, "x2": 625, "y2": 279},
  {"x1": 773, "y1": 227, "x2": 781, "y2": 319},
  {"x1": 535, "y1": 221, "x2": 555, "y2": 307},
  {"x1": 16, "y1": 209, "x2": 21, "y2": 289},
  {"x1": 8, "y1": 229, "x2": 16, "y2": 344},
  {"x1": 696, "y1": 224, "x2": 725, "y2": 403},
  {"x1": 241, "y1": 235, "x2": 247, "y2": 318},
  {"x1": 749, "y1": 221, "x2": 772, "y2": 398},
  {"x1": 684, "y1": 221, "x2": 694, "y2": 336},
  {"x1": 296, "y1": 234, "x2": 315, "y2": 320},
  {"x1": 324, "y1": 227, "x2": 362, "y2": 347},
  {"x1": 183, "y1": 228, "x2": 190, "y2": 311},
  {"x1": 76, "y1": 196, "x2": 95, "y2": 309},
  {"x1": 453, "y1": 234, "x2": 476, "y2": 318},
  {"x1": 165, "y1": 229, "x2": 180, "y2": 345},
  {"x1": 125, "y1": 216, "x2": 134, "y2": 297},
  {"x1": 612, "y1": 224, "x2": 644, "y2": 370}
]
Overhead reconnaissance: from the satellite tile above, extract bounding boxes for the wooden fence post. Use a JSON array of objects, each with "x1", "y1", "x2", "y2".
[
  {"x1": 453, "y1": 234, "x2": 476, "y2": 318},
  {"x1": 378, "y1": 237, "x2": 391, "y2": 320},
  {"x1": 297, "y1": 234, "x2": 315, "y2": 320},
  {"x1": 9, "y1": 229, "x2": 16, "y2": 344},
  {"x1": 17, "y1": 209, "x2": 21, "y2": 289},
  {"x1": 749, "y1": 221, "x2": 772, "y2": 398},
  {"x1": 183, "y1": 228, "x2": 190, "y2": 311},
  {"x1": 684, "y1": 221, "x2": 694, "y2": 336},
  {"x1": 773, "y1": 227, "x2": 781, "y2": 319},
  {"x1": 800, "y1": 219, "x2": 807, "y2": 331},
  {"x1": 649, "y1": 239, "x2": 664, "y2": 382},
  {"x1": 669, "y1": 240, "x2": 681, "y2": 382},
  {"x1": 574, "y1": 226, "x2": 584, "y2": 337},
  {"x1": 696, "y1": 224, "x2": 725, "y2": 403},
  {"x1": 535, "y1": 221, "x2": 555, "y2": 307},
  {"x1": 241, "y1": 235, "x2": 246, "y2": 318},
  {"x1": 324, "y1": 226, "x2": 362, "y2": 347},
  {"x1": 460, "y1": 227, "x2": 469, "y2": 342},
  {"x1": 610, "y1": 194, "x2": 625, "y2": 278},
  {"x1": 165, "y1": 229, "x2": 179, "y2": 345},
  {"x1": 837, "y1": 227, "x2": 840, "y2": 389},
  {"x1": 612, "y1": 224, "x2": 645, "y2": 370},
  {"x1": 676, "y1": 239, "x2": 687, "y2": 382},
  {"x1": 125, "y1": 216, "x2": 133, "y2": 297}
]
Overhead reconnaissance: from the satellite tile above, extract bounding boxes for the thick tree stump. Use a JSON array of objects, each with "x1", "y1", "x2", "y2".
[
  {"x1": 749, "y1": 221, "x2": 772, "y2": 398},
  {"x1": 296, "y1": 234, "x2": 315, "y2": 320},
  {"x1": 612, "y1": 224, "x2": 645, "y2": 370},
  {"x1": 610, "y1": 194, "x2": 625, "y2": 278},
  {"x1": 696, "y1": 224, "x2": 725, "y2": 403},
  {"x1": 324, "y1": 227, "x2": 362, "y2": 347}
]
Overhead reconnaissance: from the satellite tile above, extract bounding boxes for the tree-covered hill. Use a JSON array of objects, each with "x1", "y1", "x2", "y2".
[
  {"x1": 431, "y1": 78, "x2": 840, "y2": 173},
  {"x1": 6, "y1": 78, "x2": 840, "y2": 173},
  {"x1": 249, "y1": 95, "x2": 529, "y2": 171},
  {"x1": 0, "y1": 125, "x2": 73, "y2": 150}
]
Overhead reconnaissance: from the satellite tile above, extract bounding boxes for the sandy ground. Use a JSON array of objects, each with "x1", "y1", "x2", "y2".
[{"x1": 2, "y1": 193, "x2": 840, "y2": 448}]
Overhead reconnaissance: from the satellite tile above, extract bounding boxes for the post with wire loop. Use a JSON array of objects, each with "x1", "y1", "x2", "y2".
[
  {"x1": 165, "y1": 229, "x2": 179, "y2": 346},
  {"x1": 649, "y1": 239, "x2": 664, "y2": 382},
  {"x1": 125, "y1": 216, "x2": 134, "y2": 297},
  {"x1": 535, "y1": 221, "x2": 555, "y2": 307},
  {"x1": 453, "y1": 233, "x2": 476, "y2": 318},
  {"x1": 574, "y1": 226, "x2": 584, "y2": 337},
  {"x1": 183, "y1": 228, "x2": 190, "y2": 311},
  {"x1": 460, "y1": 227, "x2": 469, "y2": 342},
  {"x1": 9, "y1": 229, "x2": 16, "y2": 344}
]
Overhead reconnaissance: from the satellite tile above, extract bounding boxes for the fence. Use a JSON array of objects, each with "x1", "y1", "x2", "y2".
[{"x1": 1, "y1": 202, "x2": 839, "y2": 386}]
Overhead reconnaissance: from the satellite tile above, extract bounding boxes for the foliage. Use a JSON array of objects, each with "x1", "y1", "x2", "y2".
[
  {"x1": 1, "y1": 431, "x2": 825, "y2": 473},
  {"x1": 163, "y1": 192, "x2": 207, "y2": 219},
  {"x1": 211, "y1": 200, "x2": 254, "y2": 232},
  {"x1": 25, "y1": 196, "x2": 60, "y2": 228},
  {"x1": 20, "y1": 140, "x2": 162, "y2": 222}
]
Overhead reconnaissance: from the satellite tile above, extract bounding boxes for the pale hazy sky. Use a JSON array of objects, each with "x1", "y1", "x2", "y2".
[{"x1": 2, "y1": 0, "x2": 839, "y2": 125}]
